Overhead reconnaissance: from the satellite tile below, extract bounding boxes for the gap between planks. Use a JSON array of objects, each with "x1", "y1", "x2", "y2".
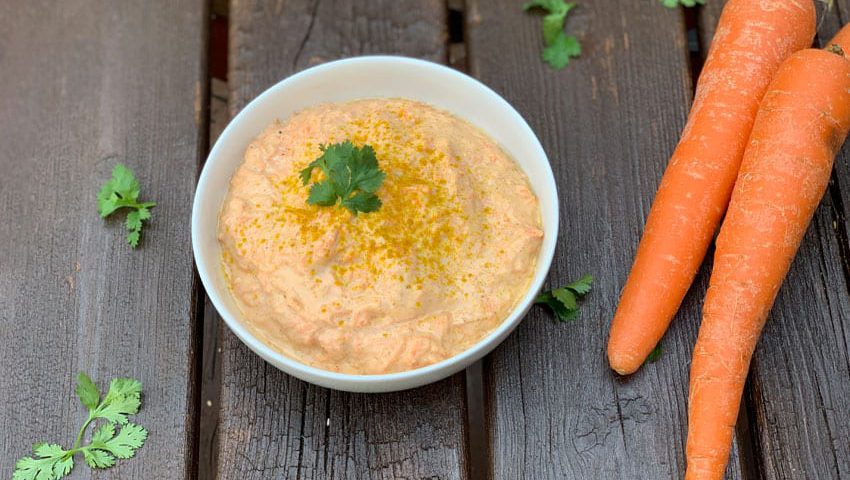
[
  {"x1": 686, "y1": 6, "x2": 765, "y2": 479},
  {"x1": 194, "y1": 1, "x2": 488, "y2": 478},
  {"x1": 445, "y1": 2, "x2": 491, "y2": 479},
  {"x1": 197, "y1": 1, "x2": 228, "y2": 478}
]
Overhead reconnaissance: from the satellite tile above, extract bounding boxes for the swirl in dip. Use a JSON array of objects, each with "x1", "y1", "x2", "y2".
[{"x1": 218, "y1": 98, "x2": 543, "y2": 374}]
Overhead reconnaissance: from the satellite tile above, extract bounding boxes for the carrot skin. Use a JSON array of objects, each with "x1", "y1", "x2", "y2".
[
  {"x1": 686, "y1": 46, "x2": 850, "y2": 480},
  {"x1": 607, "y1": 0, "x2": 816, "y2": 375}
]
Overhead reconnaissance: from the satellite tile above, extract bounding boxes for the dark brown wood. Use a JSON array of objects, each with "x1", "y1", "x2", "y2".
[
  {"x1": 0, "y1": 0, "x2": 207, "y2": 478},
  {"x1": 216, "y1": 1, "x2": 469, "y2": 478},
  {"x1": 698, "y1": 2, "x2": 850, "y2": 478},
  {"x1": 465, "y1": 1, "x2": 747, "y2": 477}
]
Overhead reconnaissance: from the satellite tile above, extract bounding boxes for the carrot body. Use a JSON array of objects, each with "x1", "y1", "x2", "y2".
[
  {"x1": 686, "y1": 44, "x2": 850, "y2": 480},
  {"x1": 607, "y1": 0, "x2": 816, "y2": 375}
]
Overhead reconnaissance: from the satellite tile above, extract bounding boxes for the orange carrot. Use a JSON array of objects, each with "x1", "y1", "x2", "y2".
[
  {"x1": 607, "y1": 0, "x2": 816, "y2": 375},
  {"x1": 686, "y1": 39, "x2": 850, "y2": 479}
]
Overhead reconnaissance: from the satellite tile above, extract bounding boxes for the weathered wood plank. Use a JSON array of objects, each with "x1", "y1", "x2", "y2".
[
  {"x1": 0, "y1": 0, "x2": 206, "y2": 478},
  {"x1": 215, "y1": 1, "x2": 469, "y2": 478},
  {"x1": 466, "y1": 1, "x2": 745, "y2": 477},
  {"x1": 696, "y1": 2, "x2": 850, "y2": 478}
]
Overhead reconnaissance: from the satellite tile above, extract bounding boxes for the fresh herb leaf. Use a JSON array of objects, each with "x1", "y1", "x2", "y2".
[
  {"x1": 13, "y1": 373, "x2": 147, "y2": 480},
  {"x1": 13, "y1": 444, "x2": 73, "y2": 480},
  {"x1": 75, "y1": 373, "x2": 100, "y2": 411},
  {"x1": 91, "y1": 378, "x2": 143, "y2": 425},
  {"x1": 524, "y1": 0, "x2": 581, "y2": 70},
  {"x1": 525, "y1": 0, "x2": 576, "y2": 44},
  {"x1": 97, "y1": 164, "x2": 156, "y2": 248},
  {"x1": 535, "y1": 274, "x2": 593, "y2": 322},
  {"x1": 552, "y1": 287, "x2": 577, "y2": 310},
  {"x1": 82, "y1": 448, "x2": 115, "y2": 469},
  {"x1": 307, "y1": 181, "x2": 338, "y2": 206},
  {"x1": 85, "y1": 422, "x2": 148, "y2": 465},
  {"x1": 300, "y1": 141, "x2": 386, "y2": 215},
  {"x1": 90, "y1": 423, "x2": 116, "y2": 444},
  {"x1": 543, "y1": 32, "x2": 582, "y2": 69},
  {"x1": 341, "y1": 190, "x2": 382, "y2": 214},
  {"x1": 645, "y1": 343, "x2": 663, "y2": 364},
  {"x1": 566, "y1": 274, "x2": 593, "y2": 295},
  {"x1": 660, "y1": 0, "x2": 704, "y2": 7}
]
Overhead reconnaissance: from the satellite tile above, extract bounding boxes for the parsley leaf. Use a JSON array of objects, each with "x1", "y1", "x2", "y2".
[
  {"x1": 660, "y1": 0, "x2": 704, "y2": 7},
  {"x1": 300, "y1": 141, "x2": 386, "y2": 215},
  {"x1": 524, "y1": 0, "x2": 581, "y2": 70},
  {"x1": 13, "y1": 373, "x2": 148, "y2": 480},
  {"x1": 535, "y1": 274, "x2": 593, "y2": 322},
  {"x1": 97, "y1": 164, "x2": 156, "y2": 248}
]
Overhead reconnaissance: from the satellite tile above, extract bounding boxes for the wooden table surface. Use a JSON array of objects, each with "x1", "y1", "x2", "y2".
[{"x1": 2, "y1": 1, "x2": 850, "y2": 479}]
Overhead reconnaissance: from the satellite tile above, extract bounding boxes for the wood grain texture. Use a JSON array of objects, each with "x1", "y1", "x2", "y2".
[
  {"x1": 228, "y1": 0, "x2": 447, "y2": 116},
  {"x1": 697, "y1": 2, "x2": 850, "y2": 478},
  {"x1": 465, "y1": 1, "x2": 747, "y2": 478},
  {"x1": 0, "y1": 0, "x2": 206, "y2": 478},
  {"x1": 216, "y1": 1, "x2": 469, "y2": 478}
]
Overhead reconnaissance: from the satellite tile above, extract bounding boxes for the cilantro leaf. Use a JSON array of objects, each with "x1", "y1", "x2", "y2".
[
  {"x1": 645, "y1": 343, "x2": 663, "y2": 364},
  {"x1": 523, "y1": 0, "x2": 568, "y2": 12},
  {"x1": 89, "y1": 423, "x2": 148, "y2": 460},
  {"x1": 13, "y1": 444, "x2": 72, "y2": 480},
  {"x1": 524, "y1": 1, "x2": 575, "y2": 45},
  {"x1": 524, "y1": 0, "x2": 580, "y2": 70},
  {"x1": 302, "y1": 141, "x2": 386, "y2": 215},
  {"x1": 83, "y1": 422, "x2": 147, "y2": 467},
  {"x1": 535, "y1": 274, "x2": 593, "y2": 322},
  {"x1": 97, "y1": 164, "x2": 156, "y2": 248},
  {"x1": 308, "y1": 181, "x2": 339, "y2": 206},
  {"x1": 92, "y1": 378, "x2": 142, "y2": 425},
  {"x1": 552, "y1": 287, "x2": 577, "y2": 310},
  {"x1": 75, "y1": 373, "x2": 100, "y2": 411},
  {"x1": 566, "y1": 274, "x2": 593, "y2": 295},
  {"x1": 543, "y1": 32, "x2": 581, "y2": 69},
  {"x1": 299, "y1": 159, "x2": 321, "y2": 185},
  {"x1": 660, "y1": 0, "x2": 704, "y2": 7},
  {"x1": 90, "y1": 423, "x2": 116, "y2": 444},
  {"x1": 535, "y1": 291, "x2": 571, "y2": 319},
  {"x1": 542, "y1": 12, "x2": 568, "y2": 45},
  {"x1": 82, "y1": 449, "x2": 115, "y2": 469},
  {"x1": 341, "y1": 191, "x2": 382, "y2": 215},
  {"x1": 14, "y1": 374, "x2": 147, "y2": 480},
  {"x1": 347, "y1": 144, "x2": 385, "y2": 193}
]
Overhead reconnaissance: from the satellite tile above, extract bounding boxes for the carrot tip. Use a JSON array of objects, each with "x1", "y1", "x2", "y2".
[{"x1": 608, "y1": 350, "x2": 640, "y2": 376}]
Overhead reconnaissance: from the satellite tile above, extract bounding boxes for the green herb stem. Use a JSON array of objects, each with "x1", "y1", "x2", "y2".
[{"x1": 72, "y1": 413, "x2": 94, "y2": 450}]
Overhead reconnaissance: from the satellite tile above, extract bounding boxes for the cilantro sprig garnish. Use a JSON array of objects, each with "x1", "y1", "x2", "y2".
[
  {"x1": 660, "y1": 0, "x2": 704, "y2": 7},
  {"x1": 13, "y1": 373, "x2": 148, "y2": 480},
  {"x1": 299, "y1": 141, "x2": 386, "y2": 215},
  {"x1": 523, "y1": 0, "x2": 582, "y2": 70},
  {"x1": 97, "y1": 164, "x2": 156, "y2": 248},
  {"x1": 535, "y1": 274, "x2": 593, "y2": 321}
]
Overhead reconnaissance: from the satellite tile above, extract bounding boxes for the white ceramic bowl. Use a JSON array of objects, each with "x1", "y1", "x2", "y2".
[{"x1": 193, "y1": 56, "x2": 558, "y2": 392}]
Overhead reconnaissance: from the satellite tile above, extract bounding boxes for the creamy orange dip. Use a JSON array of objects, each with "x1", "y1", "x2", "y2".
[{"x1": 218, "y1": 98, "x2": 543, "y2": 374}]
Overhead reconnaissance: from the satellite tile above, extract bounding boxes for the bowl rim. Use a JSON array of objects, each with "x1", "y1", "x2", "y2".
[{"x1": 192, "y1": 55, "x2": 558, "y2": 389}]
